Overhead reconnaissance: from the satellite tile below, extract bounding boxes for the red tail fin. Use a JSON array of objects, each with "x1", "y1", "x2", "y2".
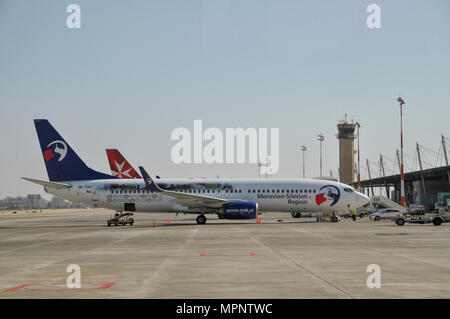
[{"x1": 106, "y1": 149, "x2": 141, "y2": 179}]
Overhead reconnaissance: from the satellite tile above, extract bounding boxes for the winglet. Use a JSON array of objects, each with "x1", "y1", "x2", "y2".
[{"x1": 138, "y1": 166, "x2": 163, "y2": 192}]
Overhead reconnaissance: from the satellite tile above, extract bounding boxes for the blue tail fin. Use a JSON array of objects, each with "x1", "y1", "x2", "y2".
[
  {"x1": 138, "y1": 166, "x2": 161, "y2": 192},
  {"x1": 34, "y1": 119, "x2": 117, "y2": 182}
]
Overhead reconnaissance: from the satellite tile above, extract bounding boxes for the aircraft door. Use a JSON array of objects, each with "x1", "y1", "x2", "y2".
[{"x1": 91, "y1": 186, "x2": 99, "y2": 201}]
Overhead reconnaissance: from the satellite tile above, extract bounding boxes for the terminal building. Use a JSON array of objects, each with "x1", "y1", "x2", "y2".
[
  {"x1": 352, "y1": 166, "x2": 450, "y2": 209},
  {"x1": 26, "y1": 194, "x2": 42, "y2": 209},
  {"x1": 336, "y1": 117, "x2": 449, "y2": 210},
  {"x1": 348, "y1": 134, "x2": 450, "y2": 209}
]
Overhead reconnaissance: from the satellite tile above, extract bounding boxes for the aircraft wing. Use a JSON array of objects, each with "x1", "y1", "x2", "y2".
[
  {"x1": 138, "y1": 166, "x2": 242, "y2": 209},
  {"x1": 159, "y1": 189, "x2": 241, "y2": 208},
  {"x1": 22, "y1": 177, "x2": 72, "y2": 189}
]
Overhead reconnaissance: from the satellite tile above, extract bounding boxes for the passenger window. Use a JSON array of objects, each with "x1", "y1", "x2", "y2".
[{"x1": 239, "y1": 190, "x2": 242, "y2": 193}]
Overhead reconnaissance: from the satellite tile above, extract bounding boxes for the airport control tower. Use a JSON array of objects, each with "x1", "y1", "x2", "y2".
[{"x1": 337, "y1": 117, "x2": 357, "y2": 184}]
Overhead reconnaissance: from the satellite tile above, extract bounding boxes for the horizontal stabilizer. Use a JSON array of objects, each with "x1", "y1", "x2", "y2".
[{"x1": 22, "y1": 177, "x2": 72, "y2": 190}]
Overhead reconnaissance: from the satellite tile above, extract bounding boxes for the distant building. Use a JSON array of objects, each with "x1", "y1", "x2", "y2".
[
  {"x1": 0, "y1": 195, "x2": 86, "y2": 210},
  {"x1": 1, "y1": 196, "x2": 26, "y2": 209},
  {"x1": 50, "y1": 196, "x2": 66, "y2": 209},
  {"x1": 27, "y1": 194, "x2": 42, "y2": 209}
]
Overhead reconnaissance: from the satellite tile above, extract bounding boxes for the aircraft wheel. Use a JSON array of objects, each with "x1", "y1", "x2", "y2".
[
  {"x1": 433, "y1": 218, "x2": 442, "y2": 226},
  {"x1": 291, "y1": 212, "x2": 301, "y2": 218},
  {"x1": 331, "y1": 216, "x2": 339, "y2": 223},
  {"x1": 374, "y1": 216, "x2": 380, "y2": 221},
  {"x1": 196, "y1": 214, "x2": 207, "y2": 225},
  {"x1": 395, "y1": 218, "x2": 405, "y2": 226}
]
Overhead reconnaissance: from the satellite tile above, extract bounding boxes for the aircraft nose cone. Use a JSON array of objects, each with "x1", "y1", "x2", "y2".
[{"x1": 359, "y1": 193, "x2": 370, "y2": 206}]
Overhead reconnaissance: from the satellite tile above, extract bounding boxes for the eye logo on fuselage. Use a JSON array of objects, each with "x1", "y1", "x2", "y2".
[
  {"x1": 44, "y1": 140, "x2": 68, "y2": 162},
  {"x1": 315, "y1": 185, "x2": 340, "y2": 207}
]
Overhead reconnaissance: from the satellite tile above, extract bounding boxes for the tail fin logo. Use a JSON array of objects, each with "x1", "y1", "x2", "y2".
[
  {"x1": 112, "y1": 161, "x2": 132, "y2": 178},
  {"x1": 315, "y1": 185, "x2": 340, "y2": 207},
  {"x1": 144, "y1": 177, "x2": 152, "y2": 187},
  {"x1": 45, "y1": 140, "x2": 67, "y2": 162}
]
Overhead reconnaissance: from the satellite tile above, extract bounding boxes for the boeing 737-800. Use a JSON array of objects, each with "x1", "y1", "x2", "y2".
[{"x1": 23, "y1": 120, "x2": 370, "y2": 224}]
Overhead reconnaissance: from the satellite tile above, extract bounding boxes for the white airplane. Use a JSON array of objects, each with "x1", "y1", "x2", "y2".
[{"x1": 23, "y1": 120, "x2": 370, "y2": 224}]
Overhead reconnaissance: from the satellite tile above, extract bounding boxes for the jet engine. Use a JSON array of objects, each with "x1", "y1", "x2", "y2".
[{"x1": 222, "y1": 201, "x2": 258, "y2": 219}]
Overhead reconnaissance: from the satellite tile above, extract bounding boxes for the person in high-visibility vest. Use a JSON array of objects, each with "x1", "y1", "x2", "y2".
[{"x1": 352, "y1": 209, "x2": 357, "y2": 221}]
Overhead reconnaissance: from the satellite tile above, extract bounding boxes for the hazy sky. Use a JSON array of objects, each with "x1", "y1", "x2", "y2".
[{"x1": 1, "y1": 0, "x2": 449, "y2": 199}]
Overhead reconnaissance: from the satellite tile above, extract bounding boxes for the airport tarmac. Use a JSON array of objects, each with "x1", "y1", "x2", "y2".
[{"x1": 0, "y1": 208, "x2": 449, "y2": 299}]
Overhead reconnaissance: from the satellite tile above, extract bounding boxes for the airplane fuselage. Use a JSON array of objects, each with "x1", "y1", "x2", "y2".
[{"x1": 45, "y1": 178, "x2": 369, "y2": 215}]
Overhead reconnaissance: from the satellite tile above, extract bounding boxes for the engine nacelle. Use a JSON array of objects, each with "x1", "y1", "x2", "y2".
[{"x1": 222, "y1": 201, "x2": 258, "y2": 219}]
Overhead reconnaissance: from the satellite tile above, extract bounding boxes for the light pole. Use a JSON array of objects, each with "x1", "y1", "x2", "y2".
[
  {"x1": 397, "y1": 97, "x2": 406, "y2": 207},
  {"x1": 356, "y1": 122, "x2": 361, "y2": 190},
  {"x1": 301, "y1": 145, "x2": 307, "y2": 178},
  {"x1": 318, "y1": 134, "x2": 324, "y2": 177}
]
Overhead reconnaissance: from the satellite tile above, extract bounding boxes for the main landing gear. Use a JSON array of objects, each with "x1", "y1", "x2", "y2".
[
  {"x1": 291, "y1": 212, "x2": 301, "y2": 218},
  {"x1": 331, "y1": 212, "x2": 339, "y2": 223},
  {"x1": 196, "y1": 214, "x2": 207, "y2": 225}
]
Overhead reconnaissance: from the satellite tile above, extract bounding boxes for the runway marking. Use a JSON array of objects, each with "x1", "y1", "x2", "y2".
[
  {"x1": 129, "y1": 228, "x2": 199, "y2": 298},
  {"x1": 243, "y1": 227, "x2": 355, "y2": 299},
  {"x1": 4, "y1": 284, "x2": 32, "y2": 292},
  {"x1": 0, "y1": 225, "x2": 162, "y2": 285},
  {"x1": 282, "y1": 224, "x2": 450, "y2": 272},
  {"x1": 199, "y1": 252, "x2": 256, "y2": 256},
  {"x1": 4, "y1": 282, "x2": 115, "y2": 292}
]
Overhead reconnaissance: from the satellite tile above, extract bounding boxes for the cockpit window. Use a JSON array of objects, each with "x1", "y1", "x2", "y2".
[{"x1": 344, "y1": 188, "x2": 354, "y2": 193}]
